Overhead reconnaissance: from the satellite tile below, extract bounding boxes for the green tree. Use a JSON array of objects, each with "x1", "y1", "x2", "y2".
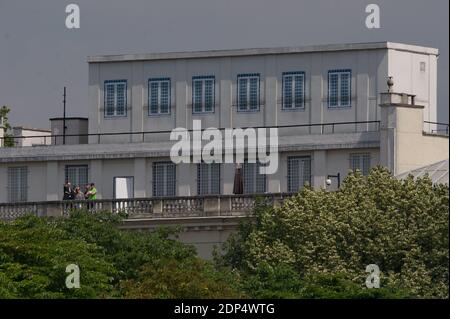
[
  {"x1": 0, "y1": 211, "x2": 242, "y2": 299},
  {"x1": 120, "y1": 258, "x2": 242, "y2": 299},
  {"x1": 0, "y1": 105, "x2": 14, "y2": 147},
  {"x1": 217, "y1": 167, "x2": 449, "y2": 298},
  {"x1": 0, "y1": 215, "x2": 116, "y2": 298}
]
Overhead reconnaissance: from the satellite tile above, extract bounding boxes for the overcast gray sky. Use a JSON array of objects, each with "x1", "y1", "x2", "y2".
[{"x1": 0, "y1": 0, "x2": 448, "y2": 128}]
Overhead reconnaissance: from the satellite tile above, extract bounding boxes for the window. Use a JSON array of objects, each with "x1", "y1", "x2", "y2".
[
  {"x1": 149, "y1": 78, "x2": 171, "y2": 115},
  {"x1": 288, "y1": 156, "x2": 311, "y2": 192},
  {"x1": 243, "y1": 161, "x2": 267, "y2": 194},
  {"x1": 192, "y1": 76, "x2": 215, "y2": 113},
  {"x1": 104, "y1": 80, "x2": 127, "y2": 117},
  {"x1": 65, "y1": 165, "x2": 89, "y2": 191},
  {"x1": 282, "y1": 72, "x2": 305, "y2": 110},
  {"x1": 153, "y1": 162, "x2": 176, "y2": 197},
  {"x1": 237, "y1": 74, "x2": 260, "y2": 112},
  {"x1": 113, "y1": 177, "x2": 134, "y2": 199},
  {"x1": 197, "y1": 163, "x2": 221, "y2": 195},
  {"x1": 7, "y1": 167, "x2": 28, "y2": 202},
  {"x1": 350, "y1": 153, "x2": 371, "y2": 176},
  {"x1": 328, "y1": 70, "x2": 351, "y2": 108}
]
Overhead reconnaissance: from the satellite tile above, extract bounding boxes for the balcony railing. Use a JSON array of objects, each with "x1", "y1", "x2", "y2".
[
  {"x1": 0, "y1": 193, "x2": 294, "y2": 221},
  {"x1": 423, "y1": 121, "x2": 449, "y2": 137},
  {"x1": 0, "y1": 121, "x2": 381, "y2": 147}
]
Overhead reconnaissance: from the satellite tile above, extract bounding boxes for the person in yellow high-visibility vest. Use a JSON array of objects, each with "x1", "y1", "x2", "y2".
[{"x1": 86, "y1": 183, "x2": 97, "y2": 200}]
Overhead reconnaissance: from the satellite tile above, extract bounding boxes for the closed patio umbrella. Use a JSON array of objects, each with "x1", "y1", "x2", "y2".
[{"x1": 233, "y1": 163, "x2": 244, "y2": 194}]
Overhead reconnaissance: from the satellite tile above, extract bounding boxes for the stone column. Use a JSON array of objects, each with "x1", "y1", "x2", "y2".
[
  {"x1": 134, "y1": 158, "x2": 147, "y2": 197},
  {"x1": 312, "y1": 150, "x2": 327, "y2": 189},
  {"x1": 46, "y1": 161, "x2": 59, "y2": 201},
  {"x1": 89, "y1": 159, "x2": 103, "y2": 199}
]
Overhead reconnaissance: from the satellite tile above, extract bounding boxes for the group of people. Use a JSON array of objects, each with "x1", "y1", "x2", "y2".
[{"x1": 63, "y1": 182, "x2": 97, "y2": 201}]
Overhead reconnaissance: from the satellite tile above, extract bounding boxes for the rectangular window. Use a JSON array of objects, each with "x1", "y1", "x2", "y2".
[
  {"x1": 350, "y1": 153, "x2": 371, "y2": 176},
  {"x1": 282, "y1": 72, "x2": 305, "y2": 110},
  {"x1": 113, "y1": 177, "x2": 134, "y2": 199},
  {"x1": 153, "y1": 162, "x2": 176, "y2": 197},
  {"x1": 238, "y1": 74, "x2": 260, "y2": 112},
  {"x1": 328, "y1": 70, "x2": 351, "y2": 108},
  {"x1": 149, "y1": 78, "x2": 171, "y2": 115},
  {"x1": 192, "y1": 76, "x2": 215, "y2": 113},
  {"x1": 65, "y1": 165, "x2": 89, "y2": 191},
  {"x1": 288, "y1": 156, "x2": 311, "y2": 192},
  {"x1": 7, "y1": 167, "x2": 28, "y2": 203},
  {"x1": 243, "y1": 161, "x2": 267, "y2": 194},
  {"x1": 104, "y1": 80, "x2": 127, "y2": 117},
  {"x1": 197, "y1": 163, "x2": 221, "y2": 195}
]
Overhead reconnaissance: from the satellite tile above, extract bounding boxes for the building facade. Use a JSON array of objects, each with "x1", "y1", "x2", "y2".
[{"x1": 0, "y1": 42, "x2": 448, "y2": 203}]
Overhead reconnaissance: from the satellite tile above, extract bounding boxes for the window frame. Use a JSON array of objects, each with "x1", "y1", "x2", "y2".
[
  {"x1": 197, "y1": 162, "x2": 221, "y2": 195},
  {"x1": 327, "y1": 69, "x2": 352, "y2": 108},
  {"x1": 148, "y1": 77, "x2": 171, "y2": 116},
  {"x1": 237, "y1": 73, "x2": 261, "y2": 112},
  {"x1": 152, "y1": 161, "x2": 176, "y2": 197},
  {"x1": 65, "y1": 165, "x2": 89, "y2": 192},
  {"x1": 349, "y1": 153, "x2": 371, "y2": 176},
  {"x1": 287, "y1": 156, "x2": 312, "y2": 193},
  {"x1": 7, "y1": 166, "x2": 28, "y2": 203},
  {"x1": 243, "y1": 161, "x2": 267, "y2": 194},
  {"x1": 104, "y1": 80, "x2": 128, "y2": 118},
  {"x1": 192, "y1": 75, "x2": 215, "y2": 114},
  {"x1": 282, "y1": 71, "x2": 306, "y2": 111}
]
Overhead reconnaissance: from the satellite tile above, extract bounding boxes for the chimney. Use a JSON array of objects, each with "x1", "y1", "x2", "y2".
[{"x1": 379, "y1": 89, "x2": 448, "y2": 175}]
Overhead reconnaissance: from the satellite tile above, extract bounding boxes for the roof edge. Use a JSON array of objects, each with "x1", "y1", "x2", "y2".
[{"x1": 87, "y1": 42, "x2": 439, "y2": 63}]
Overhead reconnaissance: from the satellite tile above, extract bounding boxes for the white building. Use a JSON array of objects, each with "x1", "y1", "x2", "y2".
[
  {"x1": 0, "y1": 42, "x2": 448, "y2": 203},
  {"x1": 12, "y1": 127, "x2": 52, "y2": 147}
]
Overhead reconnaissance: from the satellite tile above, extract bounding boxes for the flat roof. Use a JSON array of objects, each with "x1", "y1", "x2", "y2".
[
  {"x1": 13, "y1": 126, "x2": 51, "y2": 133},
  {"x1": 88, "y1": 42, "x2": 439, "y2": 63}
]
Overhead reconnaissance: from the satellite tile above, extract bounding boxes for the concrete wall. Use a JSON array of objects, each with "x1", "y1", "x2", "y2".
[
  {"x1": 51, "y1": 118, "x2": 88, "y2": 145},
  {"x1": 387, "y1": 49, "x2": 438, "y2": 123},
  {"x1": 0, "y1": 148, "x2": 379, "y2": 202},
  {"x1": 12, "y1": 128, "x2": 51, "y2": 147},
  {"x1": 88, "y1": 48, "x2": 393, "y2": 141},
  {"x1": 380, "y1": 103, "x2": 448, "y2": 175}
]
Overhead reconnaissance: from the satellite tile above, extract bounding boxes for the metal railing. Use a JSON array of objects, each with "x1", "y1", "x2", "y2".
[
  {"x1": 423, "y1": 121, "x2": 449, "y2": 137},
  {"x1": 0, "y1": 120, "x2": 381, "y2": 147},
  {"x1": 0, "y1": 193, "x2": 294, "y2": 221}
]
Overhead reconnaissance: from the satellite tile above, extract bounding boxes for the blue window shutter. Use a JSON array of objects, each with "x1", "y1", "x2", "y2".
[
  {"x1": 116, "y1": 83, "x2": 126, "y2": 115},
  {"x1": 238, "y1": 78, "x2": 248, "y2": 111},
  {"x1": 249, "y1": 77, "x2": 259, "y2": 110},
  {"x1": 329, "y1": 73, "x2": 339, "y2": 107},
  {"x1": 204, "y1": 79, "x2": 214, "y2": 112},
  {"x1": 340, "y1": 72, "x2": 351, "y2": 106},
  {"x1": 193, "y1": 80, "x2": 203, "y2": 113},
  {"x1": 105, "y1": 83, "x2": 115, "y2": 116},
  {"x1": 160, "y1": 81, "x2": 170, "y2": 114},
  {"x1": 294, "y1": 74, "x2": 304, "y2": 108},
  {"x1": 283, "y1": 75, "x2": 293, "y2": 109},
  {"x1": 150, "y1": 82, "x2": 159, "y2": 114}
]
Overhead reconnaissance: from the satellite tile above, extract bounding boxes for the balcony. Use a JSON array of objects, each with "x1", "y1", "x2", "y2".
[
  {"x1": 0, "y1": 193, "x2": 294, "y2": 221},
  {"x1": 1, "y1": 120, "x2": 381, "y2": 147}
]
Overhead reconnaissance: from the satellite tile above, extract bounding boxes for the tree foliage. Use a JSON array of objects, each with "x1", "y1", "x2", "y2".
[
  {"x1": 0, "y1": 211, "x2": 240, "y2": 299},
  {"x1": 0, "y1": 216, "x2": 116, "y2": 298},
  {"x1": 0, "y1": 105, "x2": 14, "y2": 147},
  {"x1": 1, "y1": 167, "x2": 447, "y2": 299},
  {"x1": 217, "y1": 167, "x2": 449, "y2": 298}
]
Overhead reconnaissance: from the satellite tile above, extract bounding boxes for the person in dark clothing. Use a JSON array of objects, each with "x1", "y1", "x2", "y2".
[{"x1": 63, "y1": 181, "x2": 74, "y2": 200}]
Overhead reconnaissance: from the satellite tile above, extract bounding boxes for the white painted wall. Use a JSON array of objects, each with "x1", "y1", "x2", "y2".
[{"x1": 0, "y1": 149, "x2": 380, "y2": 202}]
